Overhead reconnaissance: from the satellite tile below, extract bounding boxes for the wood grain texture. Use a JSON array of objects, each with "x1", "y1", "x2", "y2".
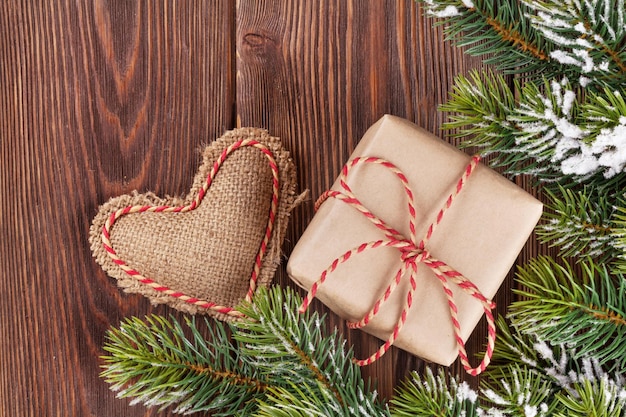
[
  {"x1": 1, "y1": 0, "x2": 550, "y2": 415},
  {"x1": 0, "y1": 1, "x2": 233, "y2": 415}
]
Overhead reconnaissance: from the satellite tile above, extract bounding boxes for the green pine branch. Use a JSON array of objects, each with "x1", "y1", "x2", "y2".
[
  {"x1": 101, "y1": 315, "x2": 267, "y2": 415},
  {"x1": 614, "y1": 208, "x2": 626, "y2": 273},
  {"x1": 508, "y1": 256, "x2": 626, "y2": 372},
  {"x1": 440, "y1": 69, "x2": 522, "y2": 168},
  {"x1": 233, "y1": 286, "x2": 384, "y2": 416},
  {"x1": 539, "y1": 186, "x2": 621, "y2": 263},
  {"x1": 419, "y1": 0, "x2": 626, "y2": 90},
  {"x1": 443, "y1": 70, "x2": 626, "y2": 187},
  {"x1": 100, "y1": 286, "x2": 387, "y2": 416},
  {"x1": 525, "y1": 0, "x2": 626, "y2": 88},
  {"x1": 389, "y1": 368, "x2": 480, "y2": 417},
  {"x1": 478, "y1": 317, "x2": 626, "y2": 416},
  {"x1": 477, "y1": 318, "x2": 561, "y2": 415},
  {"x1": 481, "y1": 364, "x2": 554, "y2": 416},
  {"x1": 389, "y1": 318, "x2": 626, "y2": 416},
  {"x1": 555, "y1": 378, "x2": 626, "y2": 417},
  {"x1": 417, "y1": 0, "x2": 568, "y2": 77}
]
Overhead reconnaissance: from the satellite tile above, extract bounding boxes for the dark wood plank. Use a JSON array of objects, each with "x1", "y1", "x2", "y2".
[
  {"x1": 0, "y1": 1, "x2": 234, "y2": 415},
  {"x1": 236, "y1": 0, "x2": 544, "y2": 401}
]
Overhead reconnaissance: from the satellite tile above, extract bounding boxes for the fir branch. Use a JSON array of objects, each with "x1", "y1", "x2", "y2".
[
  {"x1": 510, "y1": 78, "x2": 585, "y2": 173},
  {"x1": 480, "y1": 319, "x2": 564, "y2": 415},
  {"x1": 389, "y1": 368, "x2": 479, "y2": 417},
  {"x1": 101, "y1": 315, "x2": 266, "y2": 416},
  {"x1": 508, "y1": 256, "x2": 626, "y2": 372},
  {"x1": 481, "y1": 365, "x2": 553, "y2": 416},
  {"x1": 555, "y1": 377, "x2": 626, "y2": 417},
  {"x1": 100, "y1": 287, "x2": 387, "y2": 416},
  {"x1": 254, "y1": 381, "x2": 385, "y2": 417},
  {"x1": 482, "y1": 318, "x2": 626, "y2": 416},
  {"x1": 525, "y1": 0, "x2": 626, "y2": 88},
  {"x1": 484, "y1": 317, "x2": 583, "y2": 389},
  {"x1": 585, "y1": 87, "x2": 626, "y2": 131},
  {"x1": 614, "y1": 207, "x2": 626, "y2": 273},
  {"x1": 417, "y1": 0, "x2": 568, "y2": 76},
  {"x1": 234, "y1": 287, "x2": 385, "y2": 417},
  {"x1": 440, "y1": 70, "x2": 524, "y2": 170},
  {"x1": 580, "y1": 89, "x2": 626, "y2": 183},
  {"x1": 483, "y1": 15, "x2": 550, "y2": 63},
  {"x1": 539, "y1": 186, "x2": 620, "y2": 262},
  {"x1": 442, "y1": 70, "x2": 562, "y2": 178},
  {"x1": 419, "y1": 0, "x2": 626, "y2": 88},
  {"x1": 485, "y1": 317, "x2": 548, "y2": 373},
  {"x1": 442, "y1": 70, "x2": 626, "y2": 188}
]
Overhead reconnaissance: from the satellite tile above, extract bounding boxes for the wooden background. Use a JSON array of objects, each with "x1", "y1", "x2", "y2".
[{"x1": 0, "y1": 1, "x2": 546, "y2": 415}]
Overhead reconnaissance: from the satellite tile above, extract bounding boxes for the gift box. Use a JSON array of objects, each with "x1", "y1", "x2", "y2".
[{"x1": 287, "y1": 115, "x2": 543, "y2": 371}]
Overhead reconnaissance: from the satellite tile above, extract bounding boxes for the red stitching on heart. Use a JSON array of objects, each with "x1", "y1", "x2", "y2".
[{"x1": 100, "y1": 138, "x2": 280, "y2": 318}]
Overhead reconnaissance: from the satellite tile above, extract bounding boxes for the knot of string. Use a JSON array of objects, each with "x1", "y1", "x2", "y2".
[{"x1": 399, "y1": 244, "x2": 429, "y2": 265}]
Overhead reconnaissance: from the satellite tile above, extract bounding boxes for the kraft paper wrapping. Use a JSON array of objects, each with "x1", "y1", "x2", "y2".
[{"x1": 287, "y1": 115, "x2": 543, "y2": 366}]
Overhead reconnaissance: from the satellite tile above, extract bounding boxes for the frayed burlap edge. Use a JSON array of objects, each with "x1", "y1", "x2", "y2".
[{"x1": 89, "y1": 127, "x2": 304, "y2": 321}]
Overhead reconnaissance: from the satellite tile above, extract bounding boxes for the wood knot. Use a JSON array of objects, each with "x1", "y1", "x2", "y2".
[
  {"x1": 243, "y1": 33, "x2": 267, "y2": 47},
  {"x1": 241, "y1": 32, "x2": 278, "y2": 62}
]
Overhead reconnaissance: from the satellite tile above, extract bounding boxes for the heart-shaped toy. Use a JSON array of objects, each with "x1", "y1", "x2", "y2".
[{"x1": 89, "y1": 128, "x2": 301, "y2": 320}]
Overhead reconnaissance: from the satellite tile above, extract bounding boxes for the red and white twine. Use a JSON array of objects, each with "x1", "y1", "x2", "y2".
[
  {"x1": 298, "y1": 155, "x2": 497, "y2": 376},
  {"x1": 101, "y1": 138, "x2": 280, "y2": 318}
]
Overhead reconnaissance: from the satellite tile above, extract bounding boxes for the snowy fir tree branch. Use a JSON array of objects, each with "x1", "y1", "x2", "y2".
[
  {"x1": 388, "y1": 316, "x2": 626, "y2": 416},
  {"x1": 100, "y1": 286, "x2": 386, "y2": 416},
  {"x1": 233, "y1": 286, "x2": 383, "y2": 416},
  {"x1": 417, "y1": 0, "x2": 568, "y2": 77},
  {"x1": 430, "y1": 0, "x2": 626, "y2": 281},
  {"x1": 389, "y1": 368, "x2": 480, "y2": 417},
  {"x1": 442, "y1": 70, "x2": 626, "y2": 187},
  {"x1": 481, "y1": 364, "x2": 554, "y2": 416},
  {"x1": 539, "y1": 186, "x2": 622, "y2": 262},
  {"x1": 524, "y1": 0, "x2": 626, "y2": 88},
  {"x1": 479, "y1": 317, "x2": 626, "y2": 416},
  {"x1": 419, "y1": 0, "x2": 626, "y2": 90},
  {"x1": 101, "y1": 315, "x2": 268, "y2": 415},
  {"x1": 508, "y1": 256, "x2": 626, "y2": 372}
]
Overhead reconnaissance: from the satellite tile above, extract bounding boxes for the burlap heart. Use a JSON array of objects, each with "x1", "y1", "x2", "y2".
[{"x1": 89, "y1": 127, "x2": 301, "y2": 320}]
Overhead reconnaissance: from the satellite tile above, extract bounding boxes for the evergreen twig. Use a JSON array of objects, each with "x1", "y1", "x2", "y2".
[
  {"x1": 478, "y1": 317, "x2": 626, "y2": 416},
  {"x1": 539, "y1": 186, "x2": 620, "y2": 263},
  {"x1": 525, "y1": 0, "x2": 626, "y2": 87},
  {"x1": 101, "y1": 315, "x2": 266, "y2": 415},
  {"x1": 100, "y1": 287, "x2": 387, "y2": 416},
  {"x1": 418, "y1": 0, "x2": 567, "y2": 77},
  {"x1": 508, "y1": 256, "x2": 626, "y2": 372},
  {"x1": 233, "y1": 286, "x2": 384, "y2": 416},
  {"x1": 389, "y1": 368, "x2": 479, "y2": 417},
  {"x1": 442, "y1": 70, "x2": 626, "y2": 187}
]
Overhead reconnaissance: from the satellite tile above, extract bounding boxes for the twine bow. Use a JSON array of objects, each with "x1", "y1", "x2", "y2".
[{"x1": 298, "y1": 155, "x2": 497, "y2": 376}]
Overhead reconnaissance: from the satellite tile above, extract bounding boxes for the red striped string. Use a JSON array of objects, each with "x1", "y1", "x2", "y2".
[
  {"x1": 299, "y1": 155, "x2": 497, "y2": 376},
  {"x1": 101, "y1": 138, "x2": 280, "y2": 318}
]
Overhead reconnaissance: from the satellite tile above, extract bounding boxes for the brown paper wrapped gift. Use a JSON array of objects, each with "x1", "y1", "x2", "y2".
[{"x1": 287, "y1": 114, "x2": 543, "y2": 369}]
